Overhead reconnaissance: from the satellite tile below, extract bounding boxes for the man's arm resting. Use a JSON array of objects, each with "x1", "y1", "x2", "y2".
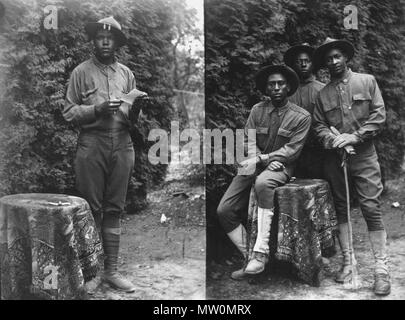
[{"x1": 261, "y1": 115, "x2": 311, "y2": 165}]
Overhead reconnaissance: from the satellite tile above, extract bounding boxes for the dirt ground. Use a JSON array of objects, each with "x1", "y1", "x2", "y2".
[
  {"x1": 90, "y1": 164, "x2": 206, "y2": 300},
  {"x1": 207, "y1": 173, "x2": 405, "y2": 300}
]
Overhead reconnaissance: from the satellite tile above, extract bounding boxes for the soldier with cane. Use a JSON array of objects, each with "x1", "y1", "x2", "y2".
[{"x1": 313, "y1": 37, "x2": 391, "y2": 295}]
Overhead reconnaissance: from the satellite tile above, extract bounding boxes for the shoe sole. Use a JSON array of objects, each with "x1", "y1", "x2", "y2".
[
  {"x1": 103, "y1": 279, "x2": 136, "y2": 293},
  {"x1": 230, "y1": 274, "x2": 248, "y2": 281},
  {"x1": 374, "y1": 290, "x2": 391, "y2": 296},
  {"x1": 244, "y1": 267, "x2": 265, "y2": 275}
]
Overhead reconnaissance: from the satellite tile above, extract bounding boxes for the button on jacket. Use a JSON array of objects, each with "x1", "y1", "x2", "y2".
[
  {"x1": 63, "y1": 55, "x2": 136, "y2": 130},
  {"x1": 244, "y1": 100, "x2": 311, "y2": 176},
  {"x1": 313, "y1": 69, "x2": 386, "y2": 149}
]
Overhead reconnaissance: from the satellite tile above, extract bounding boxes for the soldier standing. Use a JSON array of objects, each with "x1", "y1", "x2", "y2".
[
  {"x1": 64, "y1": 17, "x2": 147, "y2": 293},
  {"x1": 313, "y1": 37, "x2": 390, "y2": 296},
  {"x1": 284, "y1": 43, "x2": 325, "y2": 178}
]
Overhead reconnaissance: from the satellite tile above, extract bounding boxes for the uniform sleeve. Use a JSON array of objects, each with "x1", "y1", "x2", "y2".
[
  {"x1": 313, "y1": 92, "x2": 336, "y2": 149},
  {"x1": 63, "y1": 69, "x2": 97, "y2": 125},
  {"x1": 266, "y1": 114, "x2": 311, "y2": 164},
  {"x1": 353, "y1": 76, "x2": 386, "y2": 141},
  {"x1": 244, "y1": 106, "x2": 262, "y2": 157}
]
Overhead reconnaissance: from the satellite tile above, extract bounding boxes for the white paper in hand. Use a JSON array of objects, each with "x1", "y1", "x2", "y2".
[{"x1": 120, "y1": 88, "x2": 148, "y2": 105}]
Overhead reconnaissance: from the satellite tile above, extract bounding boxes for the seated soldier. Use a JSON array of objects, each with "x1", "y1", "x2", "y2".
[{"x1": 217, "y1": 65, "x2": 311, "y2": 279}]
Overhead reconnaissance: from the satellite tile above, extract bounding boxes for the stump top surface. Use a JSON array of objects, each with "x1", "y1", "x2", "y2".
[
  {"x1": 0, "y1": 193, "x2": 86, "y2": 209},
  {"x1": 278, "y1": 178, "x2": 328, "y2": 190}
]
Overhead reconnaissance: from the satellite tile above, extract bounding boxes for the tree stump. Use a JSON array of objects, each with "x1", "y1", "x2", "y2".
[
  {"x1": 0, "y1": 194, "x2": 103, "y2": 300},
  {"x1": 247, "y1": 179, "x2": 338, "y2": 286}
]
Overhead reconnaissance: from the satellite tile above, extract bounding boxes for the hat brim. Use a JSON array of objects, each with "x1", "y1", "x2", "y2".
[
  {"x1": 313, "y1": 40, "x2": 354, "y2": 70},
  {"x1": 255, "y1": 65, "x2": 299, "y2": 97},
  {"x1": 85, "y1": 22, "x2": 127, "y2": 47},
  {"x1": 283, "y1": 45, "x2": 315, "y2": 68}
]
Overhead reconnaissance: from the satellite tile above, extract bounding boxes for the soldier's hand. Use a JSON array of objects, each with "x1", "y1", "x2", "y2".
[
  {"x1": 332, "y1": 133, "x2": 360, "y2": 149},
  {"x1": 268, "y1": 161, "x2": 285, "y2": 171},
  {"x1": 95, "y1": 100, "x2": 122, "y2": 116}
]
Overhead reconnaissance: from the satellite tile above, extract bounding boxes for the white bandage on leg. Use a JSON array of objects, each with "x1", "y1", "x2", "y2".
[{"x1": 253, "y1": 207, "x2": 274, "y2": 255}]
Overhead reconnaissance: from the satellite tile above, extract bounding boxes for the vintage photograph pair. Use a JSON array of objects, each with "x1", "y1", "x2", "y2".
[{"x1": 0, "y1": 0, "x2": 404, "y2": 300}]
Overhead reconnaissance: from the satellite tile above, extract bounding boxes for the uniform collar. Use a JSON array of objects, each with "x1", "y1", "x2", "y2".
[
  {"x1": 300, "y1": 74, "x2": 316, "y2": 84},
  {"x1": 267, "y1": 99, "x2": 291, "y2": 116},
  {"x1": 331, "y1": 68, "x2": 352, "y2": 85},
  {"x1": 91, "y1": 55, "x2": 118, "y2": 72}
]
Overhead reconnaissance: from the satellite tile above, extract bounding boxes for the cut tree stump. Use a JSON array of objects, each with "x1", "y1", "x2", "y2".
[
  {"x1": 0, "y1": 193, "x2": 103, "y2": 300},
  {"x1": 247, "y1": 179, "x2": 338, "y2": 286}
]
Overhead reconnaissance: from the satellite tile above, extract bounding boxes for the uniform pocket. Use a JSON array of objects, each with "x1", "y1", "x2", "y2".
[
  {"x1": 324, "y1": 105, "x2": 341, "y2": 127},
  {"x1": 351, "y1": 93, "x2": 371, "y2": 123},
  {"x1": 272, "y1": 127, "x2": 293, "y2": 150},
  {"x1": 256, "y1": 126, "x2": 269, "y2": 149}
]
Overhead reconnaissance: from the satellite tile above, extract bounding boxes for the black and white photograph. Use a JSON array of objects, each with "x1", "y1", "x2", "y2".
[
  {"x1": 0, "y1": 0, "x2": 404, "y2": 305},
  {"x1": 206, "y1": 0, "x2": 405, "y2": 300},
  {"x1": 0, "y1": 0, "x2": 205, "y2": 300}
]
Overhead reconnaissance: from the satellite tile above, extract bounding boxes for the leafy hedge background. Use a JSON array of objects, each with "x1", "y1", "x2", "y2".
[
  {"x1": 205, "y1": 0, "x2": 405, "y2": 262},
  {"x1": 0, "y1": 0, "x2": 199, "y2": 212}
]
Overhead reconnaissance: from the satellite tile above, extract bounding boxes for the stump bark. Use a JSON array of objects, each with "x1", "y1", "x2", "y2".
[{"x1": 0, "y1": 193, "x2": 102, "y2": 300}]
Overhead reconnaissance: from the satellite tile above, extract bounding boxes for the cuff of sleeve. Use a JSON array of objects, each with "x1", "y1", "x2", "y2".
[
  {"x1": 323, "y1": 133, "x2": 336, "y2": 149},
  {"x1": 81, "y1": 105, "x2": 97, "y2": 122},
  {"x1": 267, "y1": 154, "x2": 286, "y2": 163},
  {"x1": 353, "y1": 130, "x2": 366, "y2": 143}
]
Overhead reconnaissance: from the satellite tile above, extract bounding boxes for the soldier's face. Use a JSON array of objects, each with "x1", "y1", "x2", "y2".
[
  {"x1": 294, "y1": 52, "x2": 312, "y2": 78},
  {"x1": 266, "y1": 73, "x2": 290, "y2": 103},
  {"x1": 94, "y1": 29, "x2": 117, "y2": 60},
  {"x1": 325, "y1": 48, "x2": 348, "y2": 76}
]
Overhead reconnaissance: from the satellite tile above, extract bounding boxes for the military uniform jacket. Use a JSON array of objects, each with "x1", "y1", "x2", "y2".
[
  {"x1": 313, "y1": 69, "x2": 386, "y2": 149},
  {"x1": 245, "y1": 100, "x2": 311, "y2": 177}
]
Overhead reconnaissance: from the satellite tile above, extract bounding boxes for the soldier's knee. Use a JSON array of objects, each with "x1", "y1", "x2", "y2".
[
  {"x1": 217, "y1": 202, "x2": 230, "y2": 221},
  {"x1": 254, "y1": 177, "x2": 277, "y2": 195}
]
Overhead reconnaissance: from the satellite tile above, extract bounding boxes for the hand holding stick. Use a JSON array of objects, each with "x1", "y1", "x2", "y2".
[{"x1": 330, "y1": 126, "x2": 356, "y2": 155}]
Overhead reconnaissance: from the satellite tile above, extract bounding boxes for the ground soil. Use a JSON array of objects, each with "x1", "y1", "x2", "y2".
[
  {"x1": 90, "y1": 162, "x2": 206, "y2": 300},
  {"x1": 207, "y1": 173, "x2": 405, "y2": 300}
]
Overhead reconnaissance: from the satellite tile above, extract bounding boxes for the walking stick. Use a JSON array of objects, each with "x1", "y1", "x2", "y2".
[
  {"x1": 341, "y1": 151, "x2": 360, "y2": 289},
  {"x1": 330, "y1": 126, "x2": 359, "y2": 290}
]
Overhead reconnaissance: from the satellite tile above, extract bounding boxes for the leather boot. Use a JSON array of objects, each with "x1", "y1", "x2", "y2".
[
  {"x1": 335, "y1": 223, "x2": 356, "y2": 283},
  {"x1": 102, "y1": 227, "x2": 136, "y2": 293},
  {"x1": 227, "y1": 224, "x2": 248, "y2": 280},
  {"x1": 244, "y1": 208, "x2": 273, "y2": 274},
  {"x1": 369, "y1": 230, "x2": 391, "y2": 296}
]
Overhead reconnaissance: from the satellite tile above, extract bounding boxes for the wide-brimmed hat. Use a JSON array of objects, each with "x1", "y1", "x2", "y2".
[
  {"x1": 85, "y1": 16, "x2": 127, "y2": 47},
  {"x1": 313, "y1": 37, "x2": 355, "y2": 70},
  {"x1": 255, "y1": 64, "x2": 299, "y2": 96},
  {"x1": 283, "y1": 43, "x2": 315, "y2": 68}
]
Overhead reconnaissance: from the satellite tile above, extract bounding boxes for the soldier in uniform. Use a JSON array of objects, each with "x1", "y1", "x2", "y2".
[
  {"x1": 284, "y1": 43, "x2": 325, "y2": 178},
  {"x1": 217, "y1": 65, "x2": 311, "y2": 279},
  {"x1": 313, "y1": 38, "x2": 391, "y2": 296},
  {"x1": 64, "y1": 17, "x2": 147, "y2": 293}
]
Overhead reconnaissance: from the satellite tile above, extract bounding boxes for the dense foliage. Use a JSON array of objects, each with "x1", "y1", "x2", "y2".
[
  {"x1": 206, "y1": 0, "x2": 405, "y2": 261},
  {"x1": 0, "y1": 0, "x2": 198, "y2": 211}
]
